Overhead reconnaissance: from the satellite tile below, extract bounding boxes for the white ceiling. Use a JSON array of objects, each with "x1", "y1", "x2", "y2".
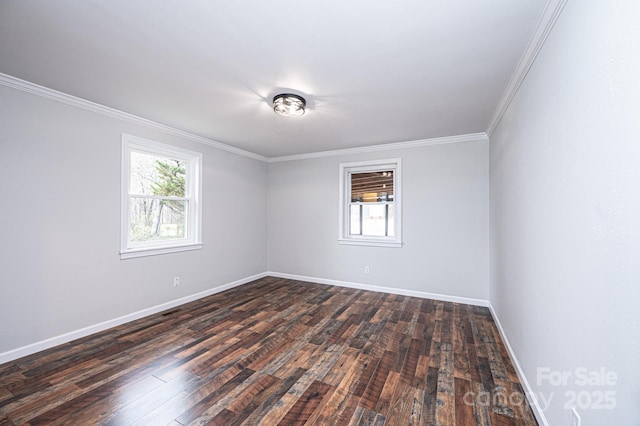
[{"x1": 0, "y1": 0, "x2": 547, "y2": 157}]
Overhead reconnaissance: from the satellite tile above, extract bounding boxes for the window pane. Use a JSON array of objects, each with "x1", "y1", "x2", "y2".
[
  {"x1": 349, "y1": 204, "x2": 361, "y2": 235},
  {"x1": 362, "y1": 204, "x2": 388, "y2": 237},
  {"x1": 351, "y1": 171, "x2": 393, "y2": 202},
  {"x1": 130, "y1": 151, "x2": 186, "y2": 197},
  {"x1": 129, "y1": 197, "x2": 186, "y2": 242}
]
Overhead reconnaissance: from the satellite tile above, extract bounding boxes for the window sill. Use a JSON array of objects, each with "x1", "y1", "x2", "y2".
[
  {"x1": 338, "y1": 239, "x2": 403, "y2": 248},
  {"x1": 120, "y1": 242, "x2": 203, "y2": 259}
]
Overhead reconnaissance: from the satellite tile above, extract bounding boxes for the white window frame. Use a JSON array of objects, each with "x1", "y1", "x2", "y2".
[
  {"x1": 339, "y1": 158, "x2": 402, "y2": 248},
  {"x1": 121, "y1": 134, "x2": 203, "y2": 259}
]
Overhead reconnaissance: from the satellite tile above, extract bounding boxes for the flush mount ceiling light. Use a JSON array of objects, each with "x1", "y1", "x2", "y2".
[{"x1": 273, "y1": 93, "x2": 306, "y2": 117}]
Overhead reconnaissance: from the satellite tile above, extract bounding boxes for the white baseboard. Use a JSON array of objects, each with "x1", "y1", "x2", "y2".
[
  {"x1": 267, "y1": 271, "x2": 490, "y2": 307},
  {"x1": 488, "y1": 303, "x2": 549, "y2": 426},
  {"x1": 0, "y1": 272, "x2": 267, "y2": 365}
]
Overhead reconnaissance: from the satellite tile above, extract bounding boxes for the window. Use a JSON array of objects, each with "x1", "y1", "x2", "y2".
[
  {"x1": 121, "y1": 134, "x2": 202, "y2": 259},
  {"x1": 339, "y1": 158, "x2": 402, "y2": 247}
]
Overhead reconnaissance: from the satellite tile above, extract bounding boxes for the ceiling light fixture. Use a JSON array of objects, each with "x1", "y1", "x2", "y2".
[{"x1": 273, "y1": 93, "x2": 306, "y2": 117}]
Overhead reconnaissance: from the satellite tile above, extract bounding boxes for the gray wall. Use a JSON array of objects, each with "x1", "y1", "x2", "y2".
[
  {"x1": 268, "y1": 140, "x2": 489, "y2": 300},
  {"x1": 0, "y1": 85, "x2": 268, "y2": 354},
  {"x1": 0, "y1": 84, "x2": 489, "y2": 358},
  {"x1": 490, "y1": 1, "x2": 640, "y2": 424}
]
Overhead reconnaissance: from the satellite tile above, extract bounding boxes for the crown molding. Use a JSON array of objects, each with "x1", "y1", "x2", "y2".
[
  {"x1": 0, "y1": 73, "x2": 268, "y2": 162},
  {"x1": 268, "y1": 132, "x2": 489, "y2": 163},
  {"x1": 486, "y1": 0, "x2": 569, "y2": 137},
  {"x1": 1, "y1": 72, "x2": 488, "y2": 163}
]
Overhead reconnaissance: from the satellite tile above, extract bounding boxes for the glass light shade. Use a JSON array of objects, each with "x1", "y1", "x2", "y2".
[{"x1": 273, "y1": 93, "x2": 306, "y2": 117}]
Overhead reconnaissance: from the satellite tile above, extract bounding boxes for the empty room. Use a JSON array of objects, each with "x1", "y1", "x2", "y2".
[{"x1": 0, "y1": 1, "x2": 638, "y2": 425}]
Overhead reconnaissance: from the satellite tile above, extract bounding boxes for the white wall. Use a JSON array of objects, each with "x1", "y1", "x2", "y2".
[
  {"x1": 490, "y1": 1, "x2": 640, "y2": 424},
  {"x1": 0, "y1": 85, "x2": 268, "y2": 355},
  {"x1": 268, "y1": 140, "x2": 489, "y2": 300}
]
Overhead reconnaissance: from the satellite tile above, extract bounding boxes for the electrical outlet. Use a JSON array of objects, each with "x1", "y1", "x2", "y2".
[
  {"x1": 173, "y1": 277, "x2": 180, "y2": 287},
  {"x1": 364, "y1": 266, "x2": 370, "y2": 274},
  {"x1": 570, "y1": 407, "x2": 581, "y2": 426}
]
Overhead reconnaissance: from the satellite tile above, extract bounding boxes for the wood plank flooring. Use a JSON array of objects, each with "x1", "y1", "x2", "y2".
[{"x1": 0, "y1": 277, "x2": 538, "y2": 425}]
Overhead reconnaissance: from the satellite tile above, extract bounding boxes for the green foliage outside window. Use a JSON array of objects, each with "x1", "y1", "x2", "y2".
[{"x1": 129, "y1": 153, "x2": 187, "y2": 243}]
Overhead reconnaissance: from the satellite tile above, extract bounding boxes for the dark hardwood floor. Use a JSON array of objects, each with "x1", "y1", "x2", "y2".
[{"x1": 0, "y1": 277, "x2": 537, "y2": 425}]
